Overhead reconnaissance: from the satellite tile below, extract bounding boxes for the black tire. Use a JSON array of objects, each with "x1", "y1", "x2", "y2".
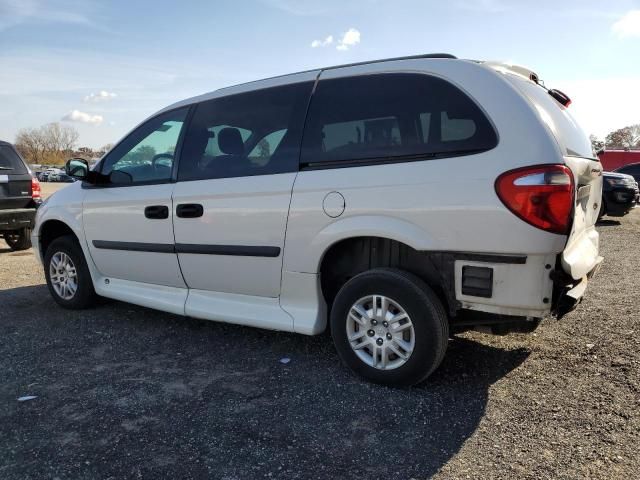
[
  {"x1": 5, "y1": 228, "x2": 32, "y2": 251},
  {"x1": 44, "y1": 235, "x2": 97, "y2": 309},
  {"x1": 330, "y1": 268, "x2": 449, "y2": 386}
]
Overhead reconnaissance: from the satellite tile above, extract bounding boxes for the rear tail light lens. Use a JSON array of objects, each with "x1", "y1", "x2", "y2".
[
  {"x1": 31, "y1": 176, "x2": 42, "y2": 199},
  {"x1": 495, "y1": 165, "x2": 574, "y2": 235}
]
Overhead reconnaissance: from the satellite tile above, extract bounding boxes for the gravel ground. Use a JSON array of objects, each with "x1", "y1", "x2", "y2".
[{"x1": 0, "y1": 209, "x2": 638, "y2": 479}]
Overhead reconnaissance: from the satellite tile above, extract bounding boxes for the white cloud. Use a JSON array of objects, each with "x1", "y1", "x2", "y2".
[
  {"x1": 311, "y1": 35, "x2": 333, "y2": 48},
  {"x1": 336, "y1": 28, "x2": 361, "y2": 51},
  {"x1": 62, "y1": 110, "x2": 104, "y2": 125},
  {"x1": 0, "y1": 0, "x2": 97, "y2": 32},
  {"x1": 612, "y1": 10, "x2": 640, "y2": 38},
  {"x1": 84, "y1": 90, "x2": 117, "y2": 102}
]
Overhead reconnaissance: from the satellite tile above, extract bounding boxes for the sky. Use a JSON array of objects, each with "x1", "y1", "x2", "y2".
[{"x1": 0, "y1": 0, "x2": 639, "y2": 149}]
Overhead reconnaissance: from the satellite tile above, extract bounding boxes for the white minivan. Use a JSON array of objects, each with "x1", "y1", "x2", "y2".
[{"x1": 33, "y1": 54, "x2": 603, "y2": 385}]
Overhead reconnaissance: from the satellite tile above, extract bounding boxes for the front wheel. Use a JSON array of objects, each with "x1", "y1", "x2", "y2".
[
  {"x1": 44, "y1": 235, "x2": 98, "y2": 309},
  {"x1": 330, "y1": 268, "x2": 449, "y2": 386},
  {"x1": 4, "y1": 228, "x2": 32, "y2": 251}
]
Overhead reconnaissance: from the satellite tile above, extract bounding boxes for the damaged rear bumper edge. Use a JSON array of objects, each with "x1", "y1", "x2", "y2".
[{"x1": 553, "y1": 256, "x2": 603, "y2": 319}]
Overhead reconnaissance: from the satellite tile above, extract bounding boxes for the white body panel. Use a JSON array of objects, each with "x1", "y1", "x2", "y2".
[
  {"x1": 186, "y1": 289, "x2": 293, "y2": 331},
  {"x1": 172, "y1": 173, "x2": 296, "y2": 297},
  {"x1": 95, "y1": 277, "x2": 187, "y2": 316},
  {"x1": 454, "y1": 255, "x2": 556, "y2": 318},
  {"x1": 82, "y1": 184, "x2": 185, "y2": 288}
]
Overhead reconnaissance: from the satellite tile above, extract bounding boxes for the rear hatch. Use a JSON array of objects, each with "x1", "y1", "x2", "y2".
[
  {"x1": 507, "y1": 77, "x2": 603, "y2": 280},
  {"x1": 0, "y1": 143, "x2": 33, "y2": 210}
]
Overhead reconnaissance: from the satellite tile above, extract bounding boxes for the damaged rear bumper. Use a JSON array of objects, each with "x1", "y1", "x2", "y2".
[{"x1": 552, "y1": 256, "x2": 603, "y2": 319}]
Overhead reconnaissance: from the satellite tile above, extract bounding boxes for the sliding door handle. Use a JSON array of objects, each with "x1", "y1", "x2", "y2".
[
  {"x1": 176, "y1": 203, "x2": 204, "y2": 218},
  {"x1": 144, "y1": 205, "x2": 169, "y2": 219}
]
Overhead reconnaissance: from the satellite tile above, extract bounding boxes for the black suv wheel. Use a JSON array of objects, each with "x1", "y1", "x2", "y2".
[{"x1": 4, "y1": 228, "x2": 32, "y2": 251}]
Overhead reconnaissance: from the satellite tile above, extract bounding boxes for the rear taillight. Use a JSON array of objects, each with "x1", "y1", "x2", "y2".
[
  {"x1": 495, "y1": 164, "x2": 574, "y2": 235},
  {"x1": 31, "y1": 177, "x2": 42, "y2": 199}
]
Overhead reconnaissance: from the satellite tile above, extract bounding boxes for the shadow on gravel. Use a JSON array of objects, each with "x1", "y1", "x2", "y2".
[
  {"x1": 0, "y1": 285, "x2": 530, "y2": 479},
  {"x1": 596, "y1": 219, "x2": 622, "y2": 227}
]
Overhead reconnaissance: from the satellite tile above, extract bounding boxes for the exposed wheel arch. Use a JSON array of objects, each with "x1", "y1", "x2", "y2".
[
  {"x1": 39, "y1": 220, "x2": 78, "y2": 261},
  {"x1": 319, "y1": 236, "x2": 453, "y2": 315}
]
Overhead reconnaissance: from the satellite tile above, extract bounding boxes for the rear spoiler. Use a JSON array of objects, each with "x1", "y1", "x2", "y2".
[{"x1": 483, "y1": 61, "x2": 572, "y2": 107}]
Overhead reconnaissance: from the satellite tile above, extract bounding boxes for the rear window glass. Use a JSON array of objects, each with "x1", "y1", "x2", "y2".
[
  {"x1": 301, "y1": 73, "x2": 497, "y2": 166},
  {"x1": 512, "y1": 78, "x2": 594, "y2": 159},
  {"x1": 0, "y1": 145, "x2": 27, "y2": 173}
]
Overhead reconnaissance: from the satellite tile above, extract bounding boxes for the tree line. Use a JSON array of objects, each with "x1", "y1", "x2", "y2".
[
  {"x1": 590, "y1": 124, "x2": 640, "y2": 153},
  {"x1": 14, "y1": 122, "x2": 112, "y2": 166}
]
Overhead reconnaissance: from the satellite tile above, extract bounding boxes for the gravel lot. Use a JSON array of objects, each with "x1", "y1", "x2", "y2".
[{"x1": 1, "y1": 199, "x2": 638, "y2": 479}]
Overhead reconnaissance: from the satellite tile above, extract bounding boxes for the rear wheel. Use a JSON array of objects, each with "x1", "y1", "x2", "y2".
[
  {"x1": 330, "y1": 268, "x2": 449, "y2": 386},
  {"x1": 4, "y1": 227, "x2": 32, "y2": 251},
  {"x1": 44, "y1": 235, "x2": 97, "y2": 309}
]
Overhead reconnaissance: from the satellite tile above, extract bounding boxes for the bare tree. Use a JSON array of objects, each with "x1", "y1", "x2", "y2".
[
  {"x1": 605, "y1": 124, "x2": 640, "y2": 150},
  {"x1": 14, "y1": 123, "x2": 79, "y2": 165},
  {"x1": 100, "y1": 143, "x2": 114, "y2": 154},
  {"x1": 15, "y1": 128, "x2": 46, "y2": 164},
  {"x1": 589, "y1": 134, "x2": 604, "y2": 154}
]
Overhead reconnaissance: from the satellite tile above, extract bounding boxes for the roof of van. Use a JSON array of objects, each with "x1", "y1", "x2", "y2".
[
  {"x1": 213, "y1": 53, "x2": 460, "y2": 93},
  {"x1": 158, "y1": 53, "x2": 461, "y2": 116}
]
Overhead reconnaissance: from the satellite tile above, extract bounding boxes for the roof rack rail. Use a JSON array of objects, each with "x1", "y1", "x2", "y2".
[{"x1": 322, "y1": 53, "x2": 457, "y2": 71}]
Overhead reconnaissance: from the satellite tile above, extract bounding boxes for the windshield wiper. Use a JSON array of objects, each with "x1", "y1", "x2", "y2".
[{"x1": 0, "y1": 166, "x2": 14, "y2": 170}]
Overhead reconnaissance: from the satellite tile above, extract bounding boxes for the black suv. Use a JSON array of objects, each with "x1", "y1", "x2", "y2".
[
  {"x1": 599, "y1": 171, "x2": 638, "y2": 219},
  {"x1": 615, "y1": 163, "x2": 640, "y2": 192},
  {"x1": 0, "y1": 141, "x2": 42, "y2": 250}
]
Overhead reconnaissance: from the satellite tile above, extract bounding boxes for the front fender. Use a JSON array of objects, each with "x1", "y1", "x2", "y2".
[{"x1": 32, "y1": 183, "x2": 86, "y2": 262}]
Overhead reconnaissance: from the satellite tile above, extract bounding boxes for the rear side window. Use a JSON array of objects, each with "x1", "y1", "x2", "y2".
[
  {"x1": 179, "y1": 81, "x2": 313, "y2": 181},
  {"x1": 0, "y1": 145, "x2": 27, "y2": 173},
  {"x1": 301, "y1": 73, "x2": 497, "y2": 167}
]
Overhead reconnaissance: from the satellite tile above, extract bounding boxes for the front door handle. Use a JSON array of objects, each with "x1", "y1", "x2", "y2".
[
  {"x1": 144, "y1": 205, "x2": 169, "y2": 219},
  {"x1": 176, "y1": 203, "x2": 204, "y2": 218}
]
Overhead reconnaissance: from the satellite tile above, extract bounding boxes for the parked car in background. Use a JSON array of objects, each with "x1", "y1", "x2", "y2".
[
  {"x1": 614, "y1": 162, "x2": 640, "y2": 186},
  {"x1": 37, "y1": 168, "x2": 63, "y2": 182},
  {"x1": 0, "y1": 140, "x2": 42, "y2": 250},
  {"x1": 33, "y1": 54, "x2": 603, "y2": 386},
  {"x1": 56, "y1": 173, "x2": 76, "y2": 183},
  {"x1": 599, "y1": 171, "x2": 638, "y2": 219},
  {"x1": 47, "y1": 169, "x2": 64, "y2": 182}
]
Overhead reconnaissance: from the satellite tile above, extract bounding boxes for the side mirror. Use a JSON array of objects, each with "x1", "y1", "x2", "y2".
[{"x1": 65, "y1": 158, "x2": 89, "y2": 180}]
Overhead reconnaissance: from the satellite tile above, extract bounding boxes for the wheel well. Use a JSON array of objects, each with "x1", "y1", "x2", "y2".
[
  {"x1": 40, "y1": 220, "x2": 77, "y2": 258},
  {"x1": 319, "y1": 237, "x2": 454, "y2": 314}
]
